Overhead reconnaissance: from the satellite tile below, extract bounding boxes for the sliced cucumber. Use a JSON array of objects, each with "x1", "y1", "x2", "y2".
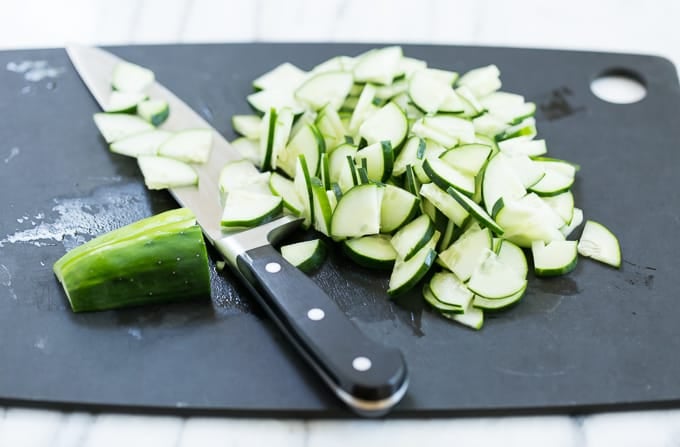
[
  {"x1": 390, "y1": 214, "x2": 435, "y2": 261},
  {"x1": 220, "y1": 190, "x2": 282, "y2": 228},
  {"x1": 329, "y1": 183, "x2": 382, "y2": 239},
  {"x1": 422, "y1": 284, "x2": 464, "y2": 313},
  {"x1": 408, "y1": 68, "x2": 457, "y2": 114},
  {"x1": 112, "y1": 61, "x2": 154, "y2": 93},
  {"x1": 560, "y1": 207, "x2": 584, "y2": 238},
  {"x1": 496, "y1": 117, "x2": 537, "y2": 141},
  {"x1": 342, "y1": 234, "x2": 397, "y2": 270},
  {"x1": 438, "y1": 227, "x2": 492, "y2": 282},
  {"x1": 158, "y1": 129, "x2": 213, "y2": 164},
  {"x1": 543, "y1": 191, "x2": 575, "y2": 225},
  {"x1": 422, "y1": 157, "x2": 475, "y2": 196},
  {"x1": 457, "y1": 65, "x2": 501, "y2": 98},
  {"x1": 328, "y1": 143, "x2": 358, "y2": 183},
  {"x1": 532, "y1": 240, "x2": 578, "y2": 276},
  {"x1": 53, "y1": 208, "x2": 210, "y2": 312},
  {"x1": 498, "y1": 137, "x2": 547, "y2": 157},
  {"x1": 295, "y1": 71, "x2": 353, "y2": 111},
  {"x1": 504, "y1": 153, "x2": 545, "y2": 188},
  {"x1": 479, "y1": 91, "x2": 535, "y2": 124},
  {"x1": 358, "y1": 102, "x2": 408, "y2": 150},
  {"x1": 467, "y1": 250, "x2": 527, "y2": 299},
  {"x1": 294, "y1": 155, "x2": 315, "y2": 228},
  {"x1": 429, "y1": 271, "x2": 474, "y2": 309},
  {"x1": 420, "y1": 114, "x2": 476, "y2": 146},
  {"x1": 253, "y1": 62, "x2": 306, "y2": 92},
  {"x1": 393, "y1": 136, "x2": 425, "y2": 176},
  {"x1": 440, "y1": 301, "x2": 484, "y2": 330},
  {"x1": 247, "y1": 89, "x2": 304, "y2": 115},
  {"x1": 353, "y1": 46, "x2": 403, "y2": 85},
  {"x1": 230, "y1": 137, "x2": 260, "y2": 166},
  {"x1": 472, "y1": 113, "x2": 508, "y2": 139},
  {"x1": 529, "y1": 158, "x2": 576, "y2": 196},
  {"x1": 496, "y1": 239, "x2": 528, "y2": 278},
  {"x1": 472, "y1": 286, "x2": 525, "y2": 311},
  {"x1": 348, "y1": 83, "x2": 377, "y2": 135},
  {"x1": 232, "y1": 114, "x2": 262, "y2": 139},
  {"x1": 577, "y1": 220, "x2": 621, "y2": 268},
  {"x1": 380, "y1": 184, "x2": 420, "y2": 233},
  {"x1": 315, "y1": 104, "x2": 347, "y2": 151},
  {"x1": 481, "y1": 152, "x2": 527, "y2": 215},
  {"x1": 439, "y1": 144, "x2": 491, "y2": 177},
  {"x1": 310, "y1": 177, "x2": 333, "y2": 236},
  {"x1": 109, "y1": 129, "x2": 171, "y2": 158},
  {"x1": 137, "y1": 155, "x2": 197, "y2": 190},
  {"x1": 355, "y1": 141, "x2": 394, "y2": 182},
  {"x1": 269, "y1": 172, "x2": 304, "y2": 215},
  {"x1": 280, "y1": 239, "x2": 327, "y2": 273},
  {"x1": 418, "y1": 183, "x2": 469, "y2": 226},
  {"x1": 259, "y1": 107, "x2": 294, "y2": 171},
  {"x1": 105, "y1": 91, "x2": 146, "y2": 113},
  {"x1": 278, "y1": 122, "x2": 324, "y2": 178},
  {"x1": 446, "y1": 186, "x2": 503, "y2": 235},
  {"x1": 312, "y1": 56, "x2": 355, "y2": 74},
  {"x1": 137, "y1": 99, "x2": 170, "y2": 126},
  {"x1": 93, "y1": 113, "x2": 154, "y2": 143},
  {"x1": 387, "y1": 233, "x2": 439, "y2": 296}
]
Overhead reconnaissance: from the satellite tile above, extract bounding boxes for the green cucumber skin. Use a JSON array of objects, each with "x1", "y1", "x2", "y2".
[{"x1": 54, "y1": 209, "x2": 211, "y2": 312}]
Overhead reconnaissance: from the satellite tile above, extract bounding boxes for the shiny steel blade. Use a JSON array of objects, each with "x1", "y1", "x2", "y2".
[{"x1": 66, "y1": 45, "x2": 298, "y2": 253}]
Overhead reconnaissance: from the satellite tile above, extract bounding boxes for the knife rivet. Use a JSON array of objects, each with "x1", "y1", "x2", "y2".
[
  {"x1": 352, "y1": 356, "x2": 372, "y2": 372},
  {"x1": 307, "y1": 308, "x2": 325, "y2": 321},
  {"x1": 265, "y1": 262, "x2": 281, "y2": 273}
]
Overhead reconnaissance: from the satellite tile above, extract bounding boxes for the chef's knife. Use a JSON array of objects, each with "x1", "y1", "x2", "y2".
[{"x1": 66, "y1": 45, "x2": 408, "y2": 416}]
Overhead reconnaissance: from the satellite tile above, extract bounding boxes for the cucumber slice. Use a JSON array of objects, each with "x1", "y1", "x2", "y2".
[
  {"x1": 158, "y1": 129, "x2": 213, "y2": 164},
  {"x1": 528, "y1": 158, "x2": 575, "y2": 196},
  {"x1": 390, "y1": 214, "x2": 435, "y2": 261},
  {"x1": 247, "y1": 89, "x2": 304, "y2": 115},
  {"x1": 315, "y1": 104, "x2": 347, "y2": 151},
  {"x1": 472, "y1": 113, "x2": 508, "y2": 138},
  {"x1": 294, "y1": 155, "x2": 315, "y2": 228},
  {"x1": 280, "y1": 239, "x2": 327, "y2": 273},
  {"x1": 329, "y1": 183, "x2": 382, "y2": 239},
  {"x1": 348, "y1": 83, "x2": 377, "y2": 135},
  {"x1": 497, "y1": 137, "x2": 547, "y2": 157},
  {"x1": 504, "y1": 153, "x2": 546, "y2": 188},
  {"x1": 253, "y1": 62, "x2": 307, "y2": 91},
  {"x1": 232, "y1": 114, "x2": 262, "y2": 139},
  {"x1": 496, "y1": 117, "x2": 537, "y2": 141},
  {"x1": 408, "y1": 69, "x2": 458, "y2": 114},
  {"x1": 494, "y1": 194, "x2": 566, "y2": 247},
  {"x1": 577, "y1": 220, "x2": 621, "y2": 268},
  {"x1": 269, "y1": 172, "x2": 304, "y2": 215},
  {"x1": 112, "y1": 61, "x2": 154, "y2": 93},
  {"x1": 467, "y1": 250, "x2": 527, "y2": 299},
  {"x1": 457, "y1": 65, "x2": 501, "y2": 98},
  {"x1": 137, "y1": 99, "x2": 170, "y2": 126},
  {"x1": 480, "y1": 92, "x2": 536, "y2": 124},
  {"x1": 532, "y1": 240, "x2": 578, "y2": 276},
  {"x1": 358, "y1": 102, "x2": 408, "y2": 150},
  {"x1": 481, "y1": 152, "x2": 526, "y2": 215},
  {"x1": 560, "y1": 207, "x2": 584, "y2": 238},
  {"x1": 312, "y1": 56, "x2": 356, "y2": 74},
  {"x1": 311, "y1": 177, "x2": 333, "y2": 236},
  {"x1": 422, "y1": 284, "x2": 464, "y2": 313},
  {"x1": 419, "y1": 183, "x2": 469, "y2": 226},
  {"x1": 496, "y1": 239, "x2": 528, "y2": 278},
  {"x1": 353, "y1": 46, "x2": 403, "y2": 85},
  {"x1": 105, "y1": 91, "x2": 146, "y2": 113},
  {"x1": 137, "y1": 155, "x2": 197, "y2": 190},
  {"x1": 109, "y1": 129, "x2": 171, "y2": 158},
  {"x1": 422, "y1": 114, "x2": 476, "y2": 146},
  {"x1": 422, "y1": 157, "x2": 476, "y2": 196},
  {"x1": 53, "y1": 208, "x2": 210, "y2": 312},
  {"x1": 455, "y1": 85, "x2": 486, "y2": 118},
  {"x1": 230, "y1": 137, "x2": 260, "y2": 166},
  {"x1": 446, "y1": 186, "x2": 503, "y2": 235},
  {"x1": 543, "y1": 191, "x2": 575, "y2": 225},
  {"x1": 440, "y1": 301, "x2": 484, "y2": 330},
  {"x1": 374, "y1": 79, "x2": 408, "y2": 101},
  {"x1": 93, "y1": 113, "x2": 154, "y2": 143},
  {"x1": 393, "y1": 136, "x2": 425, "y2": 176},
  {"x1": 396, "y1": 57, "x2": 428, "y2": 80},
  {"x1": 472, "y1": 285, "x2": 525, "y2": 311},
  {"x1": 355, "y1": 141, "x2": 394, "y2": 182},
  {"x1": 259, "y1": 107, "x2": 294, "y2": 171},
  {"x1": 278, "y1": 122, "x2": 324, "y2": 178},
  {"x1": 342, "y1": 234, "x2": 397, "y2": 270},
  {"x1": 438, "y1": 227, "x2": 492, "y2": 282},
  {"x1": 328, "y1": 143, "x2": 358, "y2": 183},
  {"x1": 220, "y1": 190, "x2": 282, "y2": 228},
  {"x1": 439, "y1": 144, "x2": 491, "y2": 177},
  {"x1": 429, "y1": 271, "x2": 474, "y2": 308},
  {"x1": 387, "y1": 233, "x2": 439, "y2": 296},
  {"x1": 380, "y1": 184, "x2": 420, "y2": 233},
  {"x1": 295, "y1": 71, "x2": 353, "y2": 111}
]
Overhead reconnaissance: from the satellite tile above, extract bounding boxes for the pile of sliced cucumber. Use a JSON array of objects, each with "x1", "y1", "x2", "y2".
[{"x1": 89, "y1": 47, "x2": 622, "y2": 330}]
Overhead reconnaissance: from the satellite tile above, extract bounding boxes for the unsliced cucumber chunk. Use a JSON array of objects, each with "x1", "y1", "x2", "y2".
[
  {"x1": 353, "y1": 46, "x2": 403, "y2": 85},
  {"x1": 93, "y1": 113, "x2": 154, "y2": 143},
  {"x1": 467, "y1": 250, "x2": 527, "y2": 299},
  {"x1": 53, "y1": 208, "x2": 210, "y2": 312},
  {"x1": 281, "y1": 239, "x2": 327, "y2": 273},
  {"x1": 380, "y1": 184, "x2": 420, "y2": 233},
  {"x1": 330, "y1": 183, "x2": 382, "y2": 239},
  {"x1": 342, "y1": 234, "x2": 397, "y2": 270},
  {"x1": 253, "y1": 62, "x2": 307, "y2": 91},
  {"x1": 110, "y1": 129, "x2": 171, "y2": 158},
  {"x1": 232, "y1": 114, "x2": 262, "y2": 139},
  {"x1": 269, "y1": 172, "x2": 303, "y2": 215},
  {"x1": 390, "y1": 214, "x2": 435, "y2": 261},
  {"x1": 295, "y1": 71, "x2": 353, "y2": 111},
  {"x1": 112, "y1": 61, "x2": 154, "y2": 93},
  {"x1": 220, "y1": 191, "x2": 282, "y2": 228},
  {"x1": 429, "y1": 271, "x2": 474, "y2": 308},
  {"x1": 105, "y1": 91, "x2": 146, "y2": 113},
  {"x1": 137, "y1": 155, "x2": 198, "y2": 190},
  {"x1": 388, "y1": 233, "x2": 439, "y2": 296},
  {"x1": 137, "y1": 99, "x2": 170, "y2": 126},
  {"x1": 158, "y1": 129, "x2": 213, "y2": 164},
  {"x1": 358, "y1": 102, "x2": 408, "y2": 150},
  {"x1": 577, "y1": 220, "x2": 621, "y2": 268},
  {"x1": 438, "y1": 227, "x2": 492, "y2": 282},
  {"x1": 532, "y1": 240, "x2": 578, "y2": 276}
]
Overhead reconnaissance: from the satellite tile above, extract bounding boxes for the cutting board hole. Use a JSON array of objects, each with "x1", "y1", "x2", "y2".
[{"x1": 591, "y1": 69, "x2": 646, "y2": 104}]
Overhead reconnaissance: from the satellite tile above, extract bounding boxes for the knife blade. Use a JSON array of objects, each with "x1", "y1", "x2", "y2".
[{"x1": 66, "y1": 45, "x2": 408, "y2": 416}]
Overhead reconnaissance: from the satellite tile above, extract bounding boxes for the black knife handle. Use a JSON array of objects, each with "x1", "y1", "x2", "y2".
[{"x1": 236, "y1": 244, "x2": 408, "y2": 415}]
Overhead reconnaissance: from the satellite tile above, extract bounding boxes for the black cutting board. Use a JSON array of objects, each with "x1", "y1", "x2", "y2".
[{"x1": 1, "y1": 43, "x2": 679, "y2": 417}]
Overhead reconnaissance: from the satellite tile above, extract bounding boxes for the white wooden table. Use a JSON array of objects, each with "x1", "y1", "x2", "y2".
[{"x1": 2, "y1": 1, "x2": 680, "y2": 445}]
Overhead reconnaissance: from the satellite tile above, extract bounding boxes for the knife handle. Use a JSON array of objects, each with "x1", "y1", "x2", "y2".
[{"x1": 236, "y1": 244, "x2": 408, "y2": 416}]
